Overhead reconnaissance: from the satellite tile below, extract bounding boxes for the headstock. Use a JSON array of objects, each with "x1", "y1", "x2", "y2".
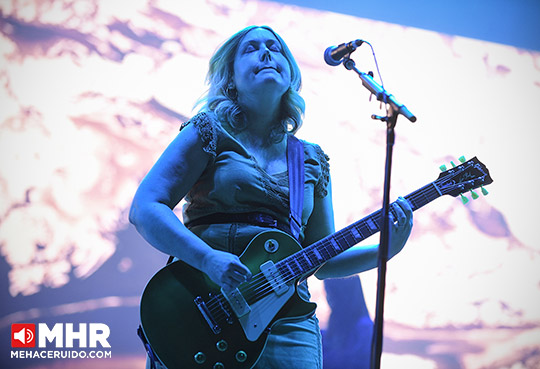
[{"x1": 436, "y1": 156, "x2": 493, "y2": 203}]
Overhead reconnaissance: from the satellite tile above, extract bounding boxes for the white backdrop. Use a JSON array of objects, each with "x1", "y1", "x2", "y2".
[{"x1": 1, "y1": 1, "x2": 539, "y2": 368}]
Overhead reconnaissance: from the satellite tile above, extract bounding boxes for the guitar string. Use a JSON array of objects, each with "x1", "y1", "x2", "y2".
[
  {"x1": 202, "y1": 214, "x2": 367, "y2": 314},
  {"x1": 202, "y1": 186, "x2": 442, "y2": 322},
  {"x1": 207, "y1": 173, "x2": 486, "y2": 322},
  {"x1": 202, "y1": 185, "x2": 441, "y2": 319},
  {"x1": 207, "y1": 175, "x2": 479, "y2": 317},
  {"x1": 202, "y1": 186, "x2": 443, "y2": 322},
  {"x1": 206, "y1": 199, "x2": 439, "y2": 324}
]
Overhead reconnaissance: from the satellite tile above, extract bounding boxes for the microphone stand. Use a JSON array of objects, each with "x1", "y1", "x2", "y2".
[{"x1": 341, "y1": 56, "x2": 416, "y2": 369}]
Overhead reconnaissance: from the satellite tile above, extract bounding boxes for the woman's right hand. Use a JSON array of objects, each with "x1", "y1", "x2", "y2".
[{"x1": 201, "y1": 249, "x2": 252, "y2": 291}]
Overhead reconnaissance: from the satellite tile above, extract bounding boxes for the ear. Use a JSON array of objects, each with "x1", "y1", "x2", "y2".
[{"x1": 226, "y1": 82, "x2": 237, "y2": 100}]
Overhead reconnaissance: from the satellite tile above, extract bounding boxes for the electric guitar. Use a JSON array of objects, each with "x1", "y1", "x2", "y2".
[{"x1": 139, "y1": 156, "x2": 493, "y2": 369}]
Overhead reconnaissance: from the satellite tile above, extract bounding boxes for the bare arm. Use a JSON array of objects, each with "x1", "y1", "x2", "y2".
[
  {"x1": 303, "y1": 176, "x2": 413, "y2": 280},
  {"x1": 129, "y1": 123, "x2": 251, "y2": 290}
]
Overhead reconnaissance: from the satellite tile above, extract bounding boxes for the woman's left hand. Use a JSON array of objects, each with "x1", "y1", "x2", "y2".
[{"x1": 388, "y1": 196, "x2": 414, "y2": 257}]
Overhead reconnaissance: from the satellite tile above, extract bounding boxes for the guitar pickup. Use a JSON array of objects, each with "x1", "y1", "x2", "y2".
[
  {"x1": 260, "y1": 261, "x2": 288, "y2": 296},
  {"x1": 221, "y1": 288, "x2": 251, "y2": 318}
]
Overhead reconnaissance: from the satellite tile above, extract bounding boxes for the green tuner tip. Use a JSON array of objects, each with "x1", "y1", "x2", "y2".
[
  {"x1": 439, "y1": 164, "x2": 447, "y2": 171},
  {"x1": 460, "y1": 194, "x2": 469, "y2": 204},
  {"x1": 470, "y1": 190, "x2": 479, "y2": 199},
  {"x1": 451, "y1": 161, "x2": 457, "y2": 168},
  {"x1": 459, "y1": 156, "x2": 466, "y2": 163},
  {"x1": 481, "y1": 186, "x2": 489, "y2": 196}
]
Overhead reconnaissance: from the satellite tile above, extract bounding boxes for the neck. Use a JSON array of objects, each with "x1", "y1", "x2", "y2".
[{"x1": 238, "y1": 94, "x2": 282, "y2": 140}]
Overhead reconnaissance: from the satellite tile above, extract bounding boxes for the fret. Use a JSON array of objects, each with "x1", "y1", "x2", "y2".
[
  {"x1": 366, "y1": 218, "x2": 378, "y2": 232},
  {"x1": 358, "y1": 222, "x2": 374, "y2": 238},
  {"x1": 305, "y1": 249, "x2": 320, "y2": 265},
  {"x1": 284, "y1": 257, "x2": 302, "y2": 275},
  {"x1": 321, "y1": 241, "x2": 337, "y2": 259},
  {"x1": 404, "y1": 183, "x2": 439, "y2": 210},
  {"x1": 342, "y1": 232, "x2": 356, "y2": 247},
  {"x1": 431, "y1": 181, "x2": 443, "y2": 196},
  {"x1": 283, "y1": 263, "x2": 294, "y2": 278},
  {"x1": 351, "y1": 226, "x2": 363, "y2": 240},
  {"x1": 329, "y1": 238, "x2": 341, "y2": 253},
  {"x1": 406, "y1": 195, "x2": 419, "y2": 210},
  {"x1": 408, "y1": 191, "x2": 428, "y2": 209},
  {"x1": 301, "y1": 253, "x2": 313, "y2": 268},
  {"x1": 318, "y1": 243, "x2": 332, "y2": 260},
  {"x1": 312, "y1": 248, "x2": 323, "y2": 261},
  {"x1": 292, "y1": 256, "x2": 305, "y2": 274},
  {"x1": 421, "y1": 192, "x2": 431, "y2": 208}
]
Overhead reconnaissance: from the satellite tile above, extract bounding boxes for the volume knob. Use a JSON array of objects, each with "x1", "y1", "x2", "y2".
[
  {"x1": 236, "y1": 350, "x2": 247, "y2": 362},
  {"x1": 216, "y1": 339, "x2": 228, "y2": 351},
  {"x1": 194, "y1": 352, "x2": 206, "y2": 364}
]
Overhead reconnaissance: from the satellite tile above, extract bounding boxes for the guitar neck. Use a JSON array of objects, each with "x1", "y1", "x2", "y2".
[{"x1": 276, "y1": 181, "x2": 442, "y2": 278}]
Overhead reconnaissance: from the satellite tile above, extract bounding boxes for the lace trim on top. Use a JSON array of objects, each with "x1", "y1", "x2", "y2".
[
  {"x1": 180, "y1": 112, "x2": 330, "y2": 199},
  {"x1": 180, "y1": 112, "x2": 217, "y2": 157},
  {"x1": 258, "y1": 168, "x2": 289, "y2": 210},
  {"x1": 313, "y1": 143, "x2": 330, "y2": 198}
]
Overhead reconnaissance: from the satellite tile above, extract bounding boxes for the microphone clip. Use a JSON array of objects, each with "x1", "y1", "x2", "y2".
[{"x1": 325, "y1": 39, "x2": 364, "y2": 66}]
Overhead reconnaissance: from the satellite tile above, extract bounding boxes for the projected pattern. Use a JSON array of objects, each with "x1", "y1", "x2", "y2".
[{"x1": 1, "y1": 1, "x2": 539, "y2": 368}]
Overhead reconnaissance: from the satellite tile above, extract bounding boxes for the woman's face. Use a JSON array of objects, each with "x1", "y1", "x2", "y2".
[{"x1": 232, "y1": 28, "x2": 292, "y2": 103}]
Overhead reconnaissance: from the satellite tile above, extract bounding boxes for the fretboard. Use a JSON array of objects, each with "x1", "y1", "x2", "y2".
[{"x1": 275, "y1": 181, "x2": 442, "y2": 279}]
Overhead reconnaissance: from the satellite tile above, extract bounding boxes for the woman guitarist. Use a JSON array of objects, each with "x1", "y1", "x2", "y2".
[{"x1": 129, "y1": 25, "x2": 413, "y2": 369}]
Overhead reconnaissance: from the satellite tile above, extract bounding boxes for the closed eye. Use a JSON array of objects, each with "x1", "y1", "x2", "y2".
[
  {"x1": 267, "y1": 41, "x2": 281, "y2": 52},
  {"x1": 241, "y1": 39, "x2": 281, "y2": 53}
]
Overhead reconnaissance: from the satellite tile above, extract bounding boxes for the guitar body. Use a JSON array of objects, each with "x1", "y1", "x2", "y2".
[{"x1": 140, "y1": 230, "x2": 317, "y2": 369}]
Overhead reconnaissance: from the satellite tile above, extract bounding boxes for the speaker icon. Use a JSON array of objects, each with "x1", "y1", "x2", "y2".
[
  {"x1": 11, "y1": 324, "x2": 36, "y2": 348},
  {"x1": 14, "y1": 327, "x2": 33, "y2": 344}
]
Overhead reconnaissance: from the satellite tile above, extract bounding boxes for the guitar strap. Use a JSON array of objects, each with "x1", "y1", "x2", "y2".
[
  {"x1": 137, "y1": 326, "x2": 160, "y2": 369},
  {"x1": 287, "y1": 135, "x2": 305, "y2": 241}
]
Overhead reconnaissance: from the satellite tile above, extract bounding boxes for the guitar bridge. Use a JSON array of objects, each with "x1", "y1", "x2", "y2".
[
  {"x1": 194, "y1": 296, "x2": 221, "y2": 334},
  {"x1": 215, "y1": 294, "x2": 234, "y2": 324}
]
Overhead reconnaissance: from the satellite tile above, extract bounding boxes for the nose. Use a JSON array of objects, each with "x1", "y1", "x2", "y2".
[{"x1": 260, "y1": 47, "x2": 271, "y2": 62}]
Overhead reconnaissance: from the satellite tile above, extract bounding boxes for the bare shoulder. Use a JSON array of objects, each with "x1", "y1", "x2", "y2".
[{"x1": 133, "y1": 120, "x2": 213, "y2": 209}]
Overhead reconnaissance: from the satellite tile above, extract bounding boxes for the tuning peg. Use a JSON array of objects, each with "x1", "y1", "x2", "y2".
[
  {"x1": 439, "y1": 164, "x2": 447, "y2": 172},
  {"x1": 450, "y1": 161, "x2": 457, "y2": 168},
  {"x1": 470, "y1": 190, "x2": 479, "y2": 199},
  {"x1": 481, "y1": 186, "x2": 489, "y2": 196},
  {"x1": 460, "y1": 193, "x2": 469, "y2": 204},
  {"x1": 458, "y1": 156, "x2": 466, "y2": 163}
]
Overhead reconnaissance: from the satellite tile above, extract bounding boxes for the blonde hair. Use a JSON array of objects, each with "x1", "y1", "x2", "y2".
[{"x1": 196, "y1": 25, "x2": 305, "y2": 142}]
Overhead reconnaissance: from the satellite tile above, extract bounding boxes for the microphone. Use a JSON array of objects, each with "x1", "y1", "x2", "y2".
[{"x1": 324, "y1": 39, "x2": 364, "y2": 66}]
